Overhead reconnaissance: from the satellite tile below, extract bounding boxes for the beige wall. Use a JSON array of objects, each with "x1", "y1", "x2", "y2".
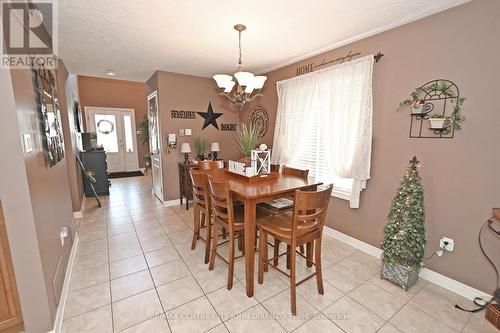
[
  {"x1": 78, "y1": 75, "x2": 150, "y2": 168},
  {"x1": 57, "y1": 61, "x2": 84, "y2": 215},
  {"x1": 253, "y1": 0, "x2": 500, "y2": 294},
  {"x1": 147, "y1": 71, "x2": 245, "y2": 201}
]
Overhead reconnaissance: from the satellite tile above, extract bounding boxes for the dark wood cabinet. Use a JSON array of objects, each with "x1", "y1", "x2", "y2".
[
  {"x1": 178, "y1": 163, "x2": 196, "y2": 210},
  {"x1": 80, "y1": 150, "x2": 110, "y2": 196},
  {"x1": 0, "y1": 201, "x2": 23, "y2": 333}
]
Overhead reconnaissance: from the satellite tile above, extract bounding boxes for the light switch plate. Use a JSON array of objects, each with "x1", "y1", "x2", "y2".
[
  {"x1": 23, "y1": 133, "x2": 33, "y2": 153},
  {"x1": 185, "y1": 128, "x2": 192, "y2": 136}
]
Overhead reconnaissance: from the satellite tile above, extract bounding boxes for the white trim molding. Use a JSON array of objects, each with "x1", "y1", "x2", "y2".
[
  {"x1": 72, "y1": 195, "x2": 86, "y2": 219},
  {"x1": 52, "y1": 234, "x2": 79, "y2": 333},
  {"x1": 323, "y1": 226, "x2": 492, "y2": 301}
]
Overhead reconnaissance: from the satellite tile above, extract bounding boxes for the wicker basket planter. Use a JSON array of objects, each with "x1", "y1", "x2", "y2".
[
  {"x1": 485, "y1": 303, "x2": 500, "y2": 330},
  {"x1": 380, "y1": 260, "x2": 419, "y2": 291}
]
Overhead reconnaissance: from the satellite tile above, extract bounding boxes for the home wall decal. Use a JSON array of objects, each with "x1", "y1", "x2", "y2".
[{"x1": 296, "y1": 50, "x2": 362, "y2": 76}]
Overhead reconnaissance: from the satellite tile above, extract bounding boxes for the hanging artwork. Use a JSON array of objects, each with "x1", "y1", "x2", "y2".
[
  {"x1": 32, "y1": 67, "x2": 65, "y2": 167},
  {"x1": 197, "y1": 102, "x2": 223, "y2": 130},
  {"x1": 250, "y1": 105, "x2": 269, "y2": 138}
]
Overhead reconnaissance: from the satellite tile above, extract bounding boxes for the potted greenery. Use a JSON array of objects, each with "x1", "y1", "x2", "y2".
[
  {"x1": 193, "y1": 136, "x2": 206, "y2": 160},
  {"x1": 399, "y1": 88, "x2": 427, "y2": 114},
  {"x1": 428, "y1": 114, "x2": 448, "y2": 129},
  {"x1": 381, "y1": 157, "x2": 426, "y2": 290},
  {"x1": 235, "y1": 123, "x2": 259, "y2": 166}
]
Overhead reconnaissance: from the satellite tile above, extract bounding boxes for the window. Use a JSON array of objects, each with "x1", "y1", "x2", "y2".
[
  {"x1": 273, "y1": 55, "x2": 373, "y2": 208},
  {"x1": 123, "y1": 115, "x2": 134, "y2": 152}
]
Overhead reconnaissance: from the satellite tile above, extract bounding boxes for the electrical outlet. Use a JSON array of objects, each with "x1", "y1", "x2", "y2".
[{"x1": 440, "y1": 237, "x2": 454, "y2": 251}]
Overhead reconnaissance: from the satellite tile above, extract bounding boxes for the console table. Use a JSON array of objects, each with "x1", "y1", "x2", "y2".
[{"x1": 178, "y1": 162, "x2": 197, "y2": 210}]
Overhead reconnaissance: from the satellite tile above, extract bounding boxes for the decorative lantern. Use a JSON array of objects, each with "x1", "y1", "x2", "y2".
[{"x1": 251, "y1": 144, "x2": 271, "y2": 175}]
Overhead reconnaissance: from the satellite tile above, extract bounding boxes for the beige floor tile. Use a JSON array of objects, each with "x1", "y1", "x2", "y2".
[
  {"x1": 157, "y1": 276, "x2": 204, "y2": 311},
  {"x1": 108, "y1": 232, "x2": 139, "y2": 249},
  {"x1": 62, "y1": 305, "x2": 112, "y2": 333},
  {"x1": 323, "y1": 296, "x2": 385, "y2": 333},
  {"x1": 73, "y1": 250, "x2": 108, "y2": 272},
  {"x1": 247, "y1": 270, "x2": 289, "y2": 303},
  {"x1": 140, "y1": 234, "x2": 172, "y2": 252},
  {"x1": 377, "y1": 323, "x2": 402, "y2": 333},
  {"x1": 69, "y1": 263, "x2": 109, "y2": 292},
  {"x1": 205, "y1": 324, "x2": 229, "y2": 333},
  {"x1": 389, "y1": 303, "x2": 457, "y2": 333},
  {"x1": 168, "y1": 230, "x2": 193, "y2": 245},
  {"x1": 107, "y1": 216, "x2": 133, "y2": 226},
  {"x1": 112, "y1": 289, "x2": 163, "y2": 332},
  {"x1": 463, "y1": 315, "x2": 499, "y2": 333},
  {"x1": 297, "y1": 279, "x2": 344, "y2": 311},
  {"x1": 207, "y1": 281, "x2": 259, "y2": 321},
  {"x1": 64, "y1": 282, "x2": 111, "y2": 319},
  {"x1": 162, "y1": 222, "x2": 191, "y2": 235},
  {"x1": 166, "y1": 296, "x2": 222, "y2": 333},
  {"x1": 174, "y1": 240, "x2": 205, "y2": 258},
  {"x1": 77, "y1": 238, "x2": 107, "y2": 256},
  {"x1": 136, "y1": 226, "x2": 166, "y2": 241},
  {"x1": 348, "y1": 281, "x2": 405, "y2": 320},
  {"x1": 193, "y1": 264, "x2": 229, "y2": 293},
  {"x1": 322, "y1": 264, "x2": 366, "y2": 293},
  {"x1": 111, "y1": 269, "x2": 154, "y2": 302},
  {"x1": 183, "y1": 252, "x2": 209, "y2": 273},
  {"x1": 410, "y1": 283, "x2": 471, "y2": 331},
  {"x1": 120, "y1": 317, "x2": 171, "y2": 333},
  {"x1": 261, "y1": 289, "x2": 319, "y2": 332},
  {"x1": 110, "y1": 254, "x2": 148, "y2": 279},
  {"x1": 225, "y1": 304, "x2": 285, "y2": 333},
  {"x1": 336, "y1": 254, "x2": 380, "y2": 280},
  {"x1": 109, "y1": 242, "x2": 143, "y2": 262},
  {"x1": 368, "y1": 274, "x2": 426, "y2": 302},
  {"x1": 144, "y1": 246, "x2": 180, "y2": 267},
  {"x1": 293, "y1": 315, "x2": 344, "y2": 333},
  {"x1": 108, "y1": 223, "x2": 135, "y2": 237},
  {"x1": 150, "y1": 259, "x2": 191, "y2": 286}
]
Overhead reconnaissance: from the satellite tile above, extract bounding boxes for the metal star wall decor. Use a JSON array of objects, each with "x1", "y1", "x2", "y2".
[{"x1": 197, "y1": 102, "x2": 223, "y2": 130}]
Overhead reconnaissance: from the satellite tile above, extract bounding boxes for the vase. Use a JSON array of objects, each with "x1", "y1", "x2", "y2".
[
  {"x1": 428, "y1": 117, "x2": 448, "y2": 129},
  {"x1": 380, "y1": 260, "x2": 419, "y2": 291}
]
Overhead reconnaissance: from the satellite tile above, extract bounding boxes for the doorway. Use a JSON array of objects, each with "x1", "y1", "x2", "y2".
[
  {"x1": 85, "y1": 107, "x2": 139, "y2": 173},
  {"x1": 147, "y1": 91, "x2": 163, "y2": 202}
]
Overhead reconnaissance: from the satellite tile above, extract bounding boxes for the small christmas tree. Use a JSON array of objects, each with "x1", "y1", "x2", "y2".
[{"x1": 381, "y1": 156, "x2": 426, "y2": 290}]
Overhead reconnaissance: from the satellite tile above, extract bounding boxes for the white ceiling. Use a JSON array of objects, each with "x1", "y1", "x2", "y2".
[{"x1": 59, "y1": 0, "x2": 468, "y2": 82}]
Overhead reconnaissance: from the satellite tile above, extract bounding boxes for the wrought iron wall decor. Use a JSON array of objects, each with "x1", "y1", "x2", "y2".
[
  {"x1": 400, "y1": 79, "x2": 466, "y2": 139},
  {"x1": 250, "y1": 105, "x2": 269, "y2": 138},
  {"x1": 32, "y1": 67, "x2": 65, "y2": 166}
]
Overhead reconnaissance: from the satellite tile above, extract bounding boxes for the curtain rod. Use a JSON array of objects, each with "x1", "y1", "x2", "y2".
[{"x1": 374, "y1": 52, "x2": 384, "y2": 63}]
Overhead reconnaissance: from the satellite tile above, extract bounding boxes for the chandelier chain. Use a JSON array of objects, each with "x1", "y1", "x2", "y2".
[{"x1": 238, "y1": 30, "x2": 242, "y2": 65}]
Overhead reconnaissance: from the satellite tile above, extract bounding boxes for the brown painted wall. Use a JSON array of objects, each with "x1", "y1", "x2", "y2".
[
  {"x1": 57, "y1": 61, "x2": 84, "y2": 215},
  {"x1": 9, "y1": 64, "x2": 75, "y2": 324},
  {"x1": 77, "y1": 76, "x2": 150, "y2": 168},
  {"x1": 147, "y1": 71, "x2": 244, "y2": 201},
  {"x1": 255, "y1": 0, "x2": 500, "y2": 294}
]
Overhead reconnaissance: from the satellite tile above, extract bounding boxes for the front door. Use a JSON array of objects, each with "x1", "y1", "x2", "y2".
[
  {"x1": 86, "y1": 107, "x2": 139, "y2": 173},
  {"x1": 147, "y1": 91, "x2": 163, "y2": 201}
]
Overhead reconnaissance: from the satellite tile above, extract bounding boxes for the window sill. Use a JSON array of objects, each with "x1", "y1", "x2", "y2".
[{"x1": 332, "y1": 187, "x2": 352, "y2": 201}]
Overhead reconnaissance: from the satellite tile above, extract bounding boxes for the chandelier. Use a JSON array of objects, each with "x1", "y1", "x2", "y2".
[{"x1": 213, "y1": 24, "x2": 267, "y2": 109}]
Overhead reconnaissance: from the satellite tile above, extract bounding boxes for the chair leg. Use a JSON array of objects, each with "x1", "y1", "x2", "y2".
[
  {"x1": 237, "y1": 234, "x2": 243, "y2": 252},
  {"x1": 290, "y1": 243, "x2": 297, "y2": 315},
  {"x1": 286, "y1": 245, "x2": 291, "y2": 269},
  {"x1": 299, "y1": 245, "x2": 305, "y2": 254},
  {"x1": 306, "y1": 241, "x2": 314, "y2": 268},
  {"x1": 273, "y1": 239, "x2": 280, "y2": 266},
  {"x1": 240, "y1": 232, "x2": 245, "y2": 255},
  {"x1": 222, "y1": 227, "x2": 227, "y2": 239},
  {"x1": 227, "y1": 230, "x2": 235, "y2": 290},
  {"x1": 258, "y1": 229, "x2": 266, "y2": 284},
  {"x1": 204, "y1": 210, "x2": 211, "y2": 264},
  {"x1": 315, "y1": 238, "x2": 324, "y2": 294},
  {"x1": 209, "y1": 221, "x2": 219, "y2": 270},
  {"x1": 191, "y1": 206, "x2": 200, "y2": 250}
]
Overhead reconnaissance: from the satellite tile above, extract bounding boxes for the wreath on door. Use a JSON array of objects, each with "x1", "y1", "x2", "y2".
[{"x1": 97, "y1": 119, "x2": 115, "y2": 135}]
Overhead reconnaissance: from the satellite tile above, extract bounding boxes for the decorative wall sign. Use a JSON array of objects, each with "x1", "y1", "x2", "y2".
[
  {"x1": 197, "y1": 102, "x2": 223, "y2": 130},
  {"x1": 171, "y1": 110, "x2": 197, "y2": 119},
  {"x1": 32, "y1": 67, "x2": 65, "y2": 167},
  {"x1": 221, "y1": 124, "x2": 238, "y2": 131},
  {"x1": 296, "y1": 50, "x2": 361, "y2": 76},
  {"x1": 250, "y1": 105, "x2": 269, "y2": 138}
]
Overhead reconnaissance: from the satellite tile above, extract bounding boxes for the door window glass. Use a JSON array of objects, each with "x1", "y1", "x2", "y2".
[{"x1": 123, "y1": 115, "x2": 134, "y2": 152}]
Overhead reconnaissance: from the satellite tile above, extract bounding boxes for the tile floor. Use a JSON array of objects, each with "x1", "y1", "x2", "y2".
[{"x1": 62, "y1": 176, "x2": 496, "y2": 333}]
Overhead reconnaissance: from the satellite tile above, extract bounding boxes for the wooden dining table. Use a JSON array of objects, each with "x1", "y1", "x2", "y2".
[{"x1": 201, "y1": 168, "x2": 322, "y2": 297}]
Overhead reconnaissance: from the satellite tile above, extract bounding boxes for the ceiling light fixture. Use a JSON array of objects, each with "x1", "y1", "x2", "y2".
[
  {"x1": 213, "y1": 24, "x2": 267, "y2": 109},
  {"x1": 106, "y1": 70, "x2": 116, "y2": 76}
]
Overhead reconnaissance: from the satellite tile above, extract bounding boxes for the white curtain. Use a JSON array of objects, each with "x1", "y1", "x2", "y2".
[{"x1": 272, "y1": 55, "x2": 374, "y2": 207}]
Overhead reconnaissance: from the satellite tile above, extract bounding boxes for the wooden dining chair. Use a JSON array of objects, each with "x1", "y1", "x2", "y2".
[
  {"x1": 257, "y1": 184, "x2": 333, "y2": 314},
  {"x1": 207, "y1": 177, "x2": 246, "y2": 290},
  {"x1": 189, "y1": 169, "x2": 212, "y2": 264},
  {"x1": 198, "y1": 160, "x2": 225, "y2": 170}
]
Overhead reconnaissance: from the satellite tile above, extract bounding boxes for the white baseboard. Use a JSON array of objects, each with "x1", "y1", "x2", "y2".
[
  {"x1": 52, "y1": 234, "x2": 79, "y2": 333},
  {"x1": 162, "y1": 199, "x2": 181, "y2": 207},
  {"x1": 323, "y1": 226, "x2": 492, "y2": 301},
  {"x1": 72, "y1": 196, "x2": 86, "y2": 219}
]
